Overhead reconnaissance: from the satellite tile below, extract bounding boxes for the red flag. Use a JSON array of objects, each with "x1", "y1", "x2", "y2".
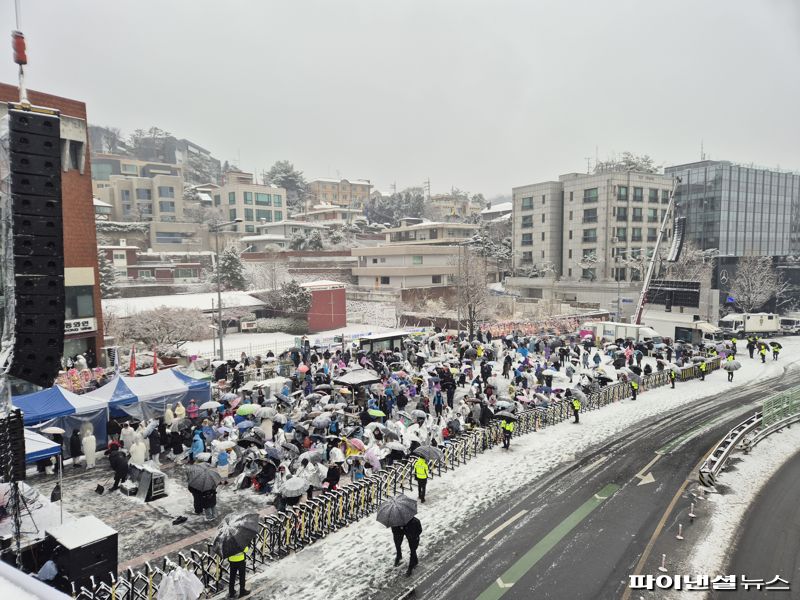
[
  {"x1": 129, "y1": 346, "x2": 137, "y2": 376},
  {"x1": 152, "y1": 345, "x2": 159, "y2": 374}
]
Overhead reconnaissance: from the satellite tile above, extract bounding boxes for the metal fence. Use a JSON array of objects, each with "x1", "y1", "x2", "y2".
[{"x1": 70, "y1": 356, "x2": 717, "y2": 600}]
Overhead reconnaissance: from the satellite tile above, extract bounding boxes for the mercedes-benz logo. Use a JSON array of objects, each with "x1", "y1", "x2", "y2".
[{"x1": 719, "y1": 269, "x2": 729, "y2": 285}]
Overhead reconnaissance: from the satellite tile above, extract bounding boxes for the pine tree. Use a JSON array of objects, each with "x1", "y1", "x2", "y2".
[
  {"x1": 97, "y1": 248, "x2": 119, "y2": 298},
  {"x1": 216, "y1": 246, "x2": 247, "y2": 290}
]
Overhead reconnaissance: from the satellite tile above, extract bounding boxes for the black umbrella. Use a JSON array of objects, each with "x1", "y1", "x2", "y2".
[
  {"x1": 412, "y1": 445, "x2": 444, "y2": 463},
  {"x1": 382, "y1": 430, "x2": 400, "y2": 442},
  {"x1": 213, "y1": 513, "x2": 261, "y2": 557},
  {"x1": 629, "y1": 365, "x2": 642, "y2": 375},
  {"x1": 237, "y1": 435, "x2": 265, "y2": 449},
  {"x1": 186, "y1": 464, "x2": 222, "y2": 492},
  {"x1": 281, "y1": 442, "x2": 300, "y2": 455},
  {"x1": 376, "y1": 494, "x2": 418, "y2": 528},
  {"x1": 769, "y1": 341, "x2": 782, "y2": 349},
  {"x1": 494, "y1": 410, "x2": 518, "y2": 421}
]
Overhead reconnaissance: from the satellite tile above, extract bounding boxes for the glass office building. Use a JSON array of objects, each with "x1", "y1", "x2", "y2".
[{"x1": 665, "y1": 160, "x2": 800, "y2": 258}]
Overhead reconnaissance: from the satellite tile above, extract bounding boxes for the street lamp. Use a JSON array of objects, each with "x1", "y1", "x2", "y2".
[{"x1": 209, "y1": 218, "x2": 243, "y2": 361}]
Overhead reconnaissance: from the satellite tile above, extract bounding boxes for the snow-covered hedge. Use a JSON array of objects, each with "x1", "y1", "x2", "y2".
[{"x1": 253, "y1": 317, "x2": 307, "y2": 334}]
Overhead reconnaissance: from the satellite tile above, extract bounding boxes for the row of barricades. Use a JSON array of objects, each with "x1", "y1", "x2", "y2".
[{"x1": 71, "y1": 356, "x2": 720, "y2": 599}]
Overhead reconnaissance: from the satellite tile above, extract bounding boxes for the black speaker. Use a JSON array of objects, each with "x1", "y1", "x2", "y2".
[
  {"x1": 46, "y1": 517, "x2": 118, "y2": 593},
  {"x1": 0, "y1": 409, "x2": 27, "y2": 482},
  {"x1": 6, "y1": 105, "x2": 65, "y2": 388},
  {"x1": 666, "y1": 216, "x2": 686, "y2": 262}
]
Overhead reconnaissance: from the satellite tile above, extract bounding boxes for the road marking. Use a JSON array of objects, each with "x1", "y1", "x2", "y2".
[
  {"x1": 620, "y1": 443, "x2": 718, "y2": 600},
  {"x1": 483, "y1": 510, "x2": 528, "y2": 541},
  {"x1": 635, "y1": 454, "x2": 660, "y2": 486},
  {"x1": 580, "y1": 455, "x2": 608, "y2": 473},
  {"x1": 477, "y1": 483, "x2": 620, "y2": 600},
  {"x1": 656, "y1": 417, "x2": 718, "y2": 455}
]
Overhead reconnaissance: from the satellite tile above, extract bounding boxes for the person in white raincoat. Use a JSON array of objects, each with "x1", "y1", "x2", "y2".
[
  {"x1": 174, "y1": 402, "x2": 186, "y2": 420},
  {"x1": 163, "y1": 405, "x2": 174, "y2": 427},
  {"x1": 119, "y1": 423, "x2": 136, "y2": 452},
  {"x1": 82, "y1": 429, "x2": 97, "y2": 469},
  {"x1": 129, "y1": 434, "x2": 147, "y2": 466}
]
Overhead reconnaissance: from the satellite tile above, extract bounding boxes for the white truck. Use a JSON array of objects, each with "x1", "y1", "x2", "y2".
[
  {"x1": 580, "y1": 321, "x2": 663, "y2": 344},
  {"x1": 718, "y1": 313, "x2": 780, "y2": 337}
]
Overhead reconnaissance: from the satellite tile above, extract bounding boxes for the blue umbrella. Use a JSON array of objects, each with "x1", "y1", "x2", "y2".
[{"x1": 237, "y1": 420, "x2": 255, "y2": 431}]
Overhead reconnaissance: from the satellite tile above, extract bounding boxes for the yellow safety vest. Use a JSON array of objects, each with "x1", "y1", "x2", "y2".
[
  {"x1": 229, "y1": 546, "x2": 248, "y2": 562},
  {"x1": 572, "y1": 399, "x2": 581, "y2": 411},
  {"x1": 414, "y1": 458, "x2": 429, "y2": 479},
  {"x1": 699, "y1": 362, "x2": 706, "y2": 371},
  {"x1": 631, "y1": 381, "x2": 639, "y2": 390},
  {"x1": 502, "y1": 420, "x2": 514, "y2": 433},
  {"x1": 670, "y1": 371, "x2": 676, "y2": 379}
]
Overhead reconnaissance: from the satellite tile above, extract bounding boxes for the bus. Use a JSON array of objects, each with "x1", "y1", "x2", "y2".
[{"x1": 357, "y1": 330, "x2": 421, "y2": 353}]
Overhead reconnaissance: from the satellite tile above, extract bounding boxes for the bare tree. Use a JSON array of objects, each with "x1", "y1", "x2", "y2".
[
  {"x1": 450, "y1": 249, "x2": 490, "y2": 337},
  {"x1": 664, "y1": 242, "x2": 717, "y2": 283},
  {"x1": 728, "y1": 256, "x2": 789, "y2": 312},
  {"x1": 244, "y1": 261, "x2": 287, "y2": 291},
  {"x1": 577, "y1": 251, "x2": 602, "y2": 281},
  {"x1": 115, "y1": 307, "x2": 209, "y2": 350}
]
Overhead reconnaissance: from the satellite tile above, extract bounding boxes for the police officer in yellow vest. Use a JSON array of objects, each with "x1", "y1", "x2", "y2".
[
  {"x1": 670, "y1": 369, "x2": 677, "y2": 389},
  {"x1": 501, "y1": 418, "x2": 514, "y2": 450},
  {"x1": 731, "y1": 336, "x2": 738, "y2": 357},
  {"x1": 572, "y1": 397, "x2": 581, "y2": 424},
  {"x1": 699, "y1": 360, "x2": 707, "y2": 381},
  {"x1": 414, "y1": 455, "x2": 429, "y2": 503},
  {"x1": 227, "y1": 546, "x2": 249, "y2": 599},
  {"x1": 630, "y1": 378, "x2": 639, "y2": 400}
]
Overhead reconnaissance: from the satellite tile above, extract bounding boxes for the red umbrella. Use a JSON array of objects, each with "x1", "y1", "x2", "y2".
[
  {"x1": 297, "y1": 364, "x2": 310, "y2": 373},
  {"x1": 348, "y1": 438, "x2": 366, "y2": 452}
]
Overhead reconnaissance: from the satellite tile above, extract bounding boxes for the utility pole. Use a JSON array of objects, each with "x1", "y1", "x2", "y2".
[
  {"x1": 423, "y1": 178, "x2": 431, "y2": 202},
  {"x1": 209, "y1": 218, "x2": 243, "y2": 361}
]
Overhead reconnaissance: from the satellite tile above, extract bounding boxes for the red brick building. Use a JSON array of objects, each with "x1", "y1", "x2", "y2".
[
  {"x1": 300, "y1": 280, "x2": 347, "y2": 333},
  {"x1": 0, "y1": 83, "x2": 104, "y2": 366}
]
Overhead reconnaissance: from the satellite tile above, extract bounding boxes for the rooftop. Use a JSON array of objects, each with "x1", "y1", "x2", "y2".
[{"x1": 480, "y1": 201, "x2": 512, "y2": 214}]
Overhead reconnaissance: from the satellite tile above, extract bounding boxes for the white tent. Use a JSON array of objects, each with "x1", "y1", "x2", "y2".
[{"x1": 121, "y1": 371, "x2": 192, "y2": 420}]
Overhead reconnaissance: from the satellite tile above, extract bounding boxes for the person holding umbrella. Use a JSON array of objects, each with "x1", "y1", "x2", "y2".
[
  {"x1": 377, "y1": 494, "x2": 422, "y2": 576},
  {"x1": 213, "y1": 513, "x2": 257, "y2": 598},
  {"x1": 413, "y1": 454, "x2": 429, "y2": 503},
  {"x1": 771, "y1": 342, "x2": 781, "y2": 361}
]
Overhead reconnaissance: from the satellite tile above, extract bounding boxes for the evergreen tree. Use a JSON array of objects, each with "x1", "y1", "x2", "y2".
[
  {"x1": 215, "y1": 246, "x2": 247, "y2": 290},
  {"x1": 97, "y1": 248, "x2": 119, "y2": 298},
  {"x1": 264, "y1": 160, "x2": 307, "y2": 212}
]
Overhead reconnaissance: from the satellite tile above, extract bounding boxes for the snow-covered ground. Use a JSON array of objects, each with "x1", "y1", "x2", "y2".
[
  {"x1": 241, "y1": 341, "x2": 800, "y2": 600},
  {"x1": 671, "y1": 426, "x2": 800, "y2": 599}
]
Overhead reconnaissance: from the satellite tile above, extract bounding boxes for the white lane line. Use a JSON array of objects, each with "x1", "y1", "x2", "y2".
[
  {"x1": 580, "y1": 455, "x2": 609, "y2": 473},
  {"x1": 483, "y1": 510, "x2": 528, "y2": 541}
]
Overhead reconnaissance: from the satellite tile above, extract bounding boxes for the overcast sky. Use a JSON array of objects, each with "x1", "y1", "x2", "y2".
[{"x1": 2, "y1": 0, "x2": 798, "y2": 197}]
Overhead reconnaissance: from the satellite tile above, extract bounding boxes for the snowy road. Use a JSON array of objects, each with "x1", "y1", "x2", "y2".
[{"x1": 233, "y1": 344, "x2": 800, "y2": 600}]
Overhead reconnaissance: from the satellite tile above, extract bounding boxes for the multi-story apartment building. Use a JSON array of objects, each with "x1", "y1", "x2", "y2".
[
  {"x1": 91, "y1": 153, "x2": 182, "y2": 196},
  {"x1": 307, "y1": 178, "x2": 371, "y2": 211},
  {"x1": 98, "y1": 173, "x2": 184, "y2": 222},
  {"x1": 383, "y1": 220, "x2": 478, "y2": 245},
  {"x1": 352, "y1": 245, "x2": 461, "y2": 289},
  {"x1": 426, "y1": 193, "x2": 484, "y2": 222},
  {"x1": 508, "y1": 169, "x2": 674, "y2": 319},
  {"x1": 0, "y1": 83, "x2": 105, "y2": 369},
  {"x1": 213, "y1": 171, "x2": 286, "y2": 234}
]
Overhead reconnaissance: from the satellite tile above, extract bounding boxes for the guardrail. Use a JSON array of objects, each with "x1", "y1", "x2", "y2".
[
  {"x1": 70, "y1": 356, "x2": 717, "y2": 600},
  {"x1": 698, "y1": 385, "x2": 800, "y2": 487}
]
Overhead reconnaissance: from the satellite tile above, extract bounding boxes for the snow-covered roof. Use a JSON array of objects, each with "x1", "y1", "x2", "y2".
[
  {"x1": 257, "y1": 220, "x2": 328, "y2": 229},
  {"x1": 103, "y1": 290, "x2": 264, "y2": 317},
  {"x1": 311, "y1": 178, "x2": 371, "y2": 185},
  {"x1": 240, "y1": 234, "x2": 289, "y2": 242},
  {"x1": 489, "y1": 213, "x2": 512, "y2": 223},
  {"x1": 93, "y1": 198, "x2": 113, "y2": 208},
  {"x1": 300, "y1": 280, "x2": 346, "y2": 290},
  {"x1": 197, "y1": 192, "x2": 213, "y2": 203},
  {"x1": 481, "y1": 201, "x2": 512, "y2": 214},
  {"x1": 385, "y1": 221, "x2": 479, "y2": 232}
]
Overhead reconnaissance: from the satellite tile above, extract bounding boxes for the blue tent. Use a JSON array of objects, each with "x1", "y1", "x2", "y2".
[
  {"x1": 24, "y1": 428, "x2": 61, "y2": 463},
  {"x1": 84, "y1": 375, "x2": 139, "y2": 417},
  {"x1": 171, "y1": 369, "x2": 212, "y2": 402}
]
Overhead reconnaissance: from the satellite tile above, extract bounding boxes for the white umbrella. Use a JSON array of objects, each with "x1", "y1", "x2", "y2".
[
  {"x1": 42, "y1": 426, "x2": 65, "y2": 435},
  {"x1": 199, "y1": 400, "x2": 221, "y2": 411}
]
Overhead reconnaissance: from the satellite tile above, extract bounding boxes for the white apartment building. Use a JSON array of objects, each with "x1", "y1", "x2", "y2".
[
  {"x1": 212, "y1": 171, "x2": 287, "y2": 234},
  {"x1": 352, "y1": 245, "x2": 460, "y2": 289},
  {"x1": 307, "y1": 178, "x2": 371, "y2": 211},
  {"x1": 511, "y1": 181, "x2": 564, "y2": 275}
]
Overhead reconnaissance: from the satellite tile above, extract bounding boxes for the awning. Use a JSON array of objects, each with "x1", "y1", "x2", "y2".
[
  {"x1": 24, "y1": 429, "x2": 61, "y2": 463},
  {"x1": 13, "y1": 386, "x2": 105, "y2": 425}
]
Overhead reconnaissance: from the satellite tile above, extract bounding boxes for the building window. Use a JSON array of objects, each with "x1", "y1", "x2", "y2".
[
  {"x1": 633, "y1": 187, "x2": 643, "y2": 202},
  {"x1": 255, "y1": 193, "x2": 271, "y2": 206},
  {"x1": 521, "y1": 233, "x2": 533, "y2": 246},
  {"x1": 568, "y1": 268, "x2": 572, "y2": 277},
  {"x1": 661, "y1": 210, "x2": 667, "y2": 221},
  {"x1": 583, "y1": 188, "x2": 598, "y2": 203},
  {"x1": 244, "y1": 208, "x2": 254, "y2": 221},
  {"x1": 121, "y1": 189, "x2": 131, "y2": 202},
  {"x1": 582, "y1": 268, "x2": 596, "y2": 281},
  {"x1": 244, "y1": 191, "x2": 253, "y2": 205},
  {"x1": 569, "y1": 210, "x2": 573, "y2": 220},
  {"x1": 175, "y1": 268, "x2": 197, "y2": 279},
  {"x1": 568, "y1": 249, "x2": 572, "y2": 259},
  {"x1": 138, "y1": 203, "x2": 153, "y2": 215},
  {"x1": 158, "y1": 201, "x2": 175, "y2": 213},
  {"x1": 632, "y1": 207, "x2": 643, "y2": 221},
  {"x1": 412, "y1": 255, "x2": 423, "y2": 265},
  {"x1": 583, "y1": 208, "x2": 597, "y2": 223},
  {"x1": 136, "y1": 188, "x2": 152, "y2": 200},
  {"x1": 541, "y1": 195, "x2": 546, "y2": 205},
  {"x1": 214, "y1": 194, "x2": 220, "y2": 206},
  {"x1": 432, "y1": 275, "x2": 442, "y2": 284},
  {"x1": 569, "y1": 191, "x2": 574, "y2": 202},
  {"x1": 631, "y1": 227, "x2": 642, "y2": 242},
  {"x1": 617, "y1": 206, "x2": 628, "y2": 221},
  {"x1": 648, "y1": 189, "x2": 659, "y2": 202},
  {"x1": 256, "y1": 209, "x2": 271, "y2": 222},
  {"x1": 541, "y1": 232, "x2": 545, "y2": 241},
  {"x1": 647, "y1": 227, "x2": 658, "y2": 242},
  {"x1": 158, "y1": 186, "x2": 175, "y2": 198},
  {"x1": 521, "y1": 251, "x2": 533, "y2": 263},
  {"x1": 582, "y1": 228, "x2": 597, "y2": 243},
  {"x1": 112, "y1": 252, "x2": 126, "y2": 261},
  {"x1": 521, "y1": 196, "x2": 534, "y2": 210},
  {"x1": 273, "y1": 195, "x2": 283, "y2": 207},
  {"x1": 245, "y1": 225, "x2": 255, "y2": 233},
  {"x1": 229, "y1": 209, "x2": 237, "y2": 221},
  {"x1": 541, "y1": 213, "x2": 546, "y2": 223},
  {"x1": 138, "y1": 270, "x2": 153, "y2": 279},
  {"x1": 617, "y1": 186, "x2": 628, "y2": 201},
  {"x1": 521, "y1": 215, "x2": 533, "y2": 228},
  {"x1": 569, "y1": 230, "x2": 573, "y2": 240},
  {"x1": 662, "y1": 190, "x2": 671, "y2": 203},
  {"x1": 582, "y1": 248, "x2": 596, "y2": 259},
  {"x1": 274, "y1": 211, "x2": 283, "y2": 221},
  {"x1": 615, "y1": 227, "x2": 627, "y2": 241},
  {"x1": 228, "y1": 192, "x2": 236, "y2": 205},
  {"x1": 155, "y1": 232, "x2": 187, "y2": 244},
  {"x1": 65, "y1": 285, "x2": 95, "y2": 320},
  {"x1": 120, "y1": 163, "x2": 138, "y2": 175},
  {"x1": 68, "y1": 141, "x2": 83, "y2": 170},
  {"x1": 614, "y1": 267, "x2": 627, "y2": 281},
  {"x1": 380, "y1": 276, "x2": 390, "y2": 285}
]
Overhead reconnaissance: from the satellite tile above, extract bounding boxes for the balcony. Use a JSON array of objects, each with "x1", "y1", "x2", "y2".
[
  {"x1": 582, "y1": 236, "x2": 597, "y2": 244},
  {"x1": 583, "y1": 196, "x2": 598, "y2": 203},
  {"x1": 631, "y1": 216, "x2": 643, "y2": 222},
  {"x1": 632, "y1": 196, "x2": 643, "y2": 203},
  {"x1": 631, "y1": 235, "x2": 643, "y2": 242},
  {"x1": 648, "y1": 216, "x2": 659, "y2": 223},
  {"x1": 582, "y1": 217, "x2": 598, "y2": 223},
  {"x1": 616, "y1": 215, "x2": 628, "y2": 222},
  {"x1": 647, "y1": 235, "x2": 658, "y2": 242}
]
